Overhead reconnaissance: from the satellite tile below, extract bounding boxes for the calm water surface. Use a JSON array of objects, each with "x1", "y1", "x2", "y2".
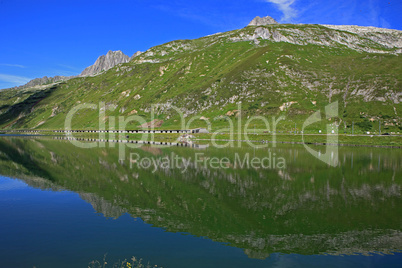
[{"x1": 0, "y1": 136, "x2": 401, "y2": 267}]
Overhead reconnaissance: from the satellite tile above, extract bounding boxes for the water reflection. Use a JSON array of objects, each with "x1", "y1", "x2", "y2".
[{"x1": 0, "y1": 136, "x2": 401, "y2": 259}]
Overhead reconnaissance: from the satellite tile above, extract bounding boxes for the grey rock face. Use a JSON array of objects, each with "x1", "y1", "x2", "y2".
[
  {"x1": 130, "y1": 51, "x2": 142, "y2": 60},
  {"x1": 80, "y1": 50, "x2": 130, "y2": 76},
  {"x1": 322, "y1": 24, "x2": 402, "y2": 49},
  {"x1": 79, "y1": 193, "x2": 126, "y2": 219},
  {"x1": 248, "y1": 16, "x2": 278, "y2": 26},
  {"x1": 231, "y1": 24, "x2": 402, "y2": 54},
  {"x1": 11, "y1": 75, "x2": 72, "y2": 90},
  {"x1": 5, "y1": 50, "x2": 131, "y2": 90}
]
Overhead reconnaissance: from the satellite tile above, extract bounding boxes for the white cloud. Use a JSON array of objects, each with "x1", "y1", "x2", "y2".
[
  {"x1": 380, "y1": 18, "x2": 391, "y2": 29},
  {"x1": 57, "y1": 64, "x2": 81, "y2": 72},
  {"x1": 265, "y1": 0, "x2": 298, "y2": 22},
  {"x1": 0, "y1": 63, "x2": 26, "y2": 68},
  {"x1": 0, "y1": 74, "x2": 31, "y2": 85}
]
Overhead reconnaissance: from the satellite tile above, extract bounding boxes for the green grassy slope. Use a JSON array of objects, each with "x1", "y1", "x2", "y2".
[{"x1": 0, "y1": 24, "x2": 401, "y2": 133}]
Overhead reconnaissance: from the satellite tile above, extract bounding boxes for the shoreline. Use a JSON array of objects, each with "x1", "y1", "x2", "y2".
[
  {"x1": 194, "y1": 138, "x2": 402, "y2": 149},
  {"x1": 1, "y1": 133, "x2": 401, "y2": 149}
]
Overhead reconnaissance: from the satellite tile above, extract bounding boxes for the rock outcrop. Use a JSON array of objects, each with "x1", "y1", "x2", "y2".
[
  {"x1": 79, "y1": 193, "x2": 127, "y2": 219},
  {"x1": 4, "y1": 50, "x2": 131, "y2": 90},
  {"x1": 248, "y1": 16, "x2": 278, "y2": 26},
  {"x1": 231, "y1": 24, "x2": 402, "y2": 54},
  {"x1": 80, "y1": 50, "x2": 130, "y2": 76},
  {"x1": 130, "y1": 51, "x2": 142, "y2": 60},
  {"x1": 11, "y1": 75, "x2": 71, "y2": 90}
]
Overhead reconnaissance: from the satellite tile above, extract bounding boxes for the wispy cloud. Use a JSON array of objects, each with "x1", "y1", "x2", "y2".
[
  {"x1": 0, "y1": 63, "x2": 26, "y2": 68},
  {"x1": 265, "y1": 0, "x2": 298, "y2": 22},
  {"x1": 152, "y1": 2, "x2": 250, "y2": 30},
  {"x1": 273, "y1": 0, "x2": 394, "y2": 29},
  {"x1": 49, "y1": 69, "x2": 78, "y2": 77},
  {"x1": 365, "y1": 0, "x2": 391, "y2": 28},
  {"x1": 153, "y1": 4, "x2": 226, "y2": 29},
  {"x1": 0, "y1": 74, "x2": 31, "y2": 84},
  {"x1": 57, "y1": 64, "x2": 81, "y2": 72}
]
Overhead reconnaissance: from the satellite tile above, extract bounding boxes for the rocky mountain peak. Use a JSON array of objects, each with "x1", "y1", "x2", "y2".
[
  {"x1": 80, "y1": 50, "x2": 130, "y2": 77},
  {"x1": 130, "y1": 51, "x2": 142, "y2": 60},
  {"x1": 248, "y1": 16, "x2": 278, "y2": 26},
  {"x1": 10, "y1": 75, "x2": 71, "y2": 90}
]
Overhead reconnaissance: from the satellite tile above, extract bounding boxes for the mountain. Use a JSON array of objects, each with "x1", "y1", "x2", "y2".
[
  {"x1": 80, "y1": 50, "x2": 130, "y2": 76},
  {"x1": 130, "y1": 51, "x2": 143, "y2": 60},
  {"x1": 0, "y1": 18, "x2": 401, "y2": 133},
  {"x1": 10, "y1": 75, "x2": 72, "y2": 90},
  {"x1": 248, "y1": 16, "x2": 278, "y2": 26},
  {"x1": 3, "y1": 50, "x2": 131, "y2": 91}
]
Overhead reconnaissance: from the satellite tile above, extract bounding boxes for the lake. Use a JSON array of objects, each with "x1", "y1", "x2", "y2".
[{"x1": 0, "y1": 136, "x2": 401, "y2": 267}]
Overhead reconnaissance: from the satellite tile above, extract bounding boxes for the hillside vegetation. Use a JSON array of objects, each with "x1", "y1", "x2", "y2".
[{"x1": 0, "y1": 24, "x2": 401, "y2": 133}]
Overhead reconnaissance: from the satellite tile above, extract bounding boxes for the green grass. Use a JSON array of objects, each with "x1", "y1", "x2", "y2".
[{"x1": 0, "y1": 24, "x2": 400, "y2": 137}]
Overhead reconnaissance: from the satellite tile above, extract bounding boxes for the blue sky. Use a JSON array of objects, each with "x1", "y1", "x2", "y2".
[{"x1": 0, "y1": 0, "x2": 401, "y2": 89}]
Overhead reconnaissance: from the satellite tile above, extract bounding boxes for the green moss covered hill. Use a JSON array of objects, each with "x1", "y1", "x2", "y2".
[{"x1": 0, "y1": 20, "x2": 401, "y2": 133}]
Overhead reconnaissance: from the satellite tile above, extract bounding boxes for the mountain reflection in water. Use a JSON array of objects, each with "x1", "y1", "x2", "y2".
[{"x1": 0, "y1": 136, "x2": 401, "y2": 260}]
